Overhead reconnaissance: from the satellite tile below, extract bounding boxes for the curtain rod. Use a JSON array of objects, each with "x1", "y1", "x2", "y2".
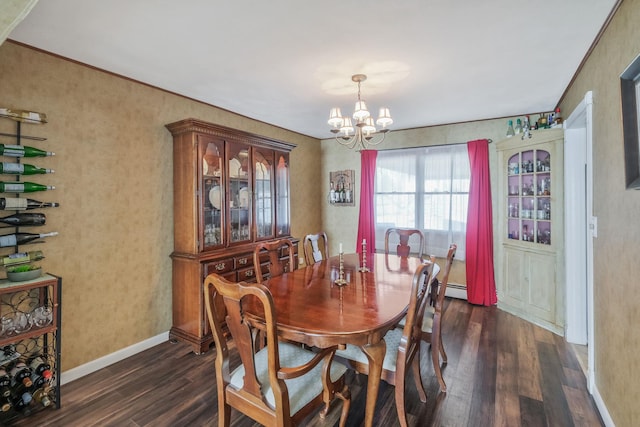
[{"x1": 377, "y1": 138, "x2": 492, "y2": 152}]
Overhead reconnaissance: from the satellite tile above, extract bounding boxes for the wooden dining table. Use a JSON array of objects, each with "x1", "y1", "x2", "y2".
[{"x1": 258, "y1": 252, "x2": 426, "y2": 427}]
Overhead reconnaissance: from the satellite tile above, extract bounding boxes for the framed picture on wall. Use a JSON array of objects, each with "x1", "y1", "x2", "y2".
[
  {"x1": 620, "y1": 53, "x2": 640, "y2": 190},
  {"x1": 329, "y1": 170, "x2": 355, "y2": 206}
]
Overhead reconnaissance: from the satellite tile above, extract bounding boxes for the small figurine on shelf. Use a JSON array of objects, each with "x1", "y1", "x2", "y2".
[{"x1": 506, "y1": 120, "x2": 515, "y2": 137}]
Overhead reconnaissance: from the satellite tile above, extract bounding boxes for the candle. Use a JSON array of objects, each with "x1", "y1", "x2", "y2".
[{"x1": 339, "y1": 243, "x2": 343, "y2": 253}]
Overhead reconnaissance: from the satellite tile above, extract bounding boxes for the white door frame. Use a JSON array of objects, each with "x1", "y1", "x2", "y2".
[{"x1": 564, "y1": 91, "x2": 595, "y2": 391}]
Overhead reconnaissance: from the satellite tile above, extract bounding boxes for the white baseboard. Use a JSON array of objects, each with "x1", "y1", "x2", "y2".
[
  {"x1": 60, "y1": 331, "x2": 169, "y2": 385},
  {"x1": 592, "y1": 382, "x2": 615, "y2": 426},
  {"x1": 446, "y1": 282, "x2": 467, "y2": 300}
]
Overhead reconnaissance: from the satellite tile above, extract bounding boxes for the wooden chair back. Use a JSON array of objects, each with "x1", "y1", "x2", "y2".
[
  {"x1": 253, "y1": 238, "x2": 296, "y2": 283},
  {"x1": 423, "y1": 243, "x2": 457, "y2": 392},
  {"x1": 302, "y1": 231, "x2": 329, "y2": 265},
  {"x1": 384, "y1": 228, "x2": 425, "y2": 258},
  {"x1": 204, "y1": 273, "x2": 351, "y2": 426},
  {"x1": 335, "y1": 261, "x2": 435, "y2": 427}
]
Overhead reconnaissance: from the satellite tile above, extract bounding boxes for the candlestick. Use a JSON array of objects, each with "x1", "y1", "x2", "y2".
[
  {"x1": 359, "y1": 238, "x2": 370, "y2": 272},
  {"x1": 334, "y1": 251, "x2": 348, "y2": 286}
]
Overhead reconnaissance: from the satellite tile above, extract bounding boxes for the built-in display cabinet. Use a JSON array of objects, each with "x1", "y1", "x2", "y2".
[
  {"x1": 496, "y1": 128, "x2": 564, "y2": 335},
  {"x1": 166, "y1": 119, "x2": 297, "y2": 354}
]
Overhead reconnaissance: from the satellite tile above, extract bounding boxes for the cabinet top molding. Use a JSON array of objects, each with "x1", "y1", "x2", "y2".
[{"x1": 165, "y1": 118, "x2": 297, "y2": 152}]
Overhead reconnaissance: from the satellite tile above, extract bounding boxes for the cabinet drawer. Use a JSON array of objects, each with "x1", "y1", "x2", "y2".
[
  {"x1": 235, "y1": 254, "x2": 253, "y2": 269},
  {"x1": 280, "y1": 243, "x2": 298, "y2": 258},
  {"x1": 237, "y1": 265, "x2": 257, "y2": 282},
  {"x1": 205, "y1": 258, "x2": 234, "y2": 275}
]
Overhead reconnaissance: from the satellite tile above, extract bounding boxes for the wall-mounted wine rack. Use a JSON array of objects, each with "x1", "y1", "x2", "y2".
[{"x1": 0, "y1": 109, "x2": 61, "y2": 423}]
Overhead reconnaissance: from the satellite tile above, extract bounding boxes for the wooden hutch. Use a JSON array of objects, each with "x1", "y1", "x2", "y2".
[{"x1": 166, "y1": 118, "x2": 297, "y2": 353}]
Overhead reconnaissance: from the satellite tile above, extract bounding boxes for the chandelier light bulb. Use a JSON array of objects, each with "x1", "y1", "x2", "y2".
[
  {"x1": 340, "y1": 117, "x2": 354, "y2": 136},
  {"x1": 328, "y1": 107, "x2": 343, "y2": 127},
  {"x1": 353, "y1": 100, "x2": 370, "y2": 121},
  {"x1": 362, "y1": 117, "x2": 376, "y2": 136},
  {"x1": 376, "y1": 107, "x2": 393, "y2": 128}
]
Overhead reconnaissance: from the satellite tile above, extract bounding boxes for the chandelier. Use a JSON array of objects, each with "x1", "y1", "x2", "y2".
[{"x1": 327, "y1": 74, "x2": 393, "y2": 150}]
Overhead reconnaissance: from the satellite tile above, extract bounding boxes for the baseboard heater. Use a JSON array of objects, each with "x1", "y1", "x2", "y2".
[{"x1": 446, "y1": 282, "x2": 467, "y2": 300}]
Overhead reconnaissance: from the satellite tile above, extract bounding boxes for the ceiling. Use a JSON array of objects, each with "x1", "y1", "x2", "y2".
[{"x1": 6, "y1": 0, "x2": 618, "y2": 139}]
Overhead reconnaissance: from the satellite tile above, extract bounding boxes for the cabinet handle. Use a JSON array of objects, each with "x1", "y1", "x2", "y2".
[
  {"x1": 215, "y1": 263, "x2": 226, "y2": 271},
  {"x1": 238, "y1": 258, "x2": 248, "y2": 265},
  {"x1": 245, "y1": 270, "x2": 254, "y2": 277}
]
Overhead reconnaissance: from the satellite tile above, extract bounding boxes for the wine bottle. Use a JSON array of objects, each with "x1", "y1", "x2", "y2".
[
  {"x1": 29, "y1": 356, "x2": 52, "y2": 380},
  {"x1": 10, "y1": 384, "x2": 32, "y2": 413},
  {"x1": 9, "y1": 361, "x2": 33, "y2": 388},
  {"x1": 32, "y1": 388, "x2": 51, "y2": 407},
  {"x1": 0, "y1": 232, "x2": 58, "y2": 248},
  {"x1": 0, "y1": 368, "x2": 10, "y2": 398},
  {"x1": 0, "y1": 212, "x2": 46, "y2": 226},
  {"x1": 0, "y1": 181, "x2": 54, "y2": 193},
  {"x1": 0, "y1": 162, "x2": 54, "y2": 175},
  {"x1": 0, "y1": 396, "x2": 10, "y2": 412},
  {"x1": 0, "y1": 144, "x2": 54, "y2": 158},
  {"x1": 0, "y1": 197, "x2": 59, "y2": 210},
  {"x1": 0, "y1": 108, "x2": 47, "y2": 124},
  {"x1": 1, "y1": 250, "x2": 44, "y2": 266}
]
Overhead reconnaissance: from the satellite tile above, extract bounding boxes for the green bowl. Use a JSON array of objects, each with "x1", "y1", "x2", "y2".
[{"x1": 7, "y1": 268, "x2": 42, "y2": 282}]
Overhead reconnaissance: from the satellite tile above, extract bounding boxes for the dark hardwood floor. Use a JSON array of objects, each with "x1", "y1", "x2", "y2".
[{"x1": 6, "y1": 299, "x2": 604, "y2": 426}]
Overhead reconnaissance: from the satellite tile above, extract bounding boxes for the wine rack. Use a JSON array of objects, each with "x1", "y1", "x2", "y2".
[{"x1": 0, "y1": 111, "x2": 61, "y2": 420}]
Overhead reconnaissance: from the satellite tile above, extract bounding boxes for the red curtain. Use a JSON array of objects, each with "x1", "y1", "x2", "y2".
[
  {"x1": 466, "y1": 139, "x2": 497, "y2": 306},
  {"x1": 356, "y1": 150, "x2": 378, "y2": 254}
]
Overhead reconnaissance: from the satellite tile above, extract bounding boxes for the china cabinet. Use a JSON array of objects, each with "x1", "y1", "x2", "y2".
[
  {"x1": 496, "y1": 128, "x2": 564, "y2": 335},
  {"x1": 166, "y1": 119, "x2": 297, "y2": 354}
]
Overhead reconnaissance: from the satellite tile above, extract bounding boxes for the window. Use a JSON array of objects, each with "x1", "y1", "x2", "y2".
[{"x1": 374, "y1": 144, "x2": 470, "y2": 259}]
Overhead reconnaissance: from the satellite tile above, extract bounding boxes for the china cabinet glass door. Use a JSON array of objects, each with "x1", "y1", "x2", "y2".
[
  {"x1": 254, "y1": 148, "x2": 274, "y2": 240},
  {"x1": 275, "y1": 151, "x2": 290, "y2": 237},
  {"x1": 200, "y1": 136, "x2": 224, "y2": 249},
  {"x1": 227, "y1": 143, "x2": 251, "y2": 244},
  {"x1": 506, "y1": 149, "x2": 552, "y2": 245}
]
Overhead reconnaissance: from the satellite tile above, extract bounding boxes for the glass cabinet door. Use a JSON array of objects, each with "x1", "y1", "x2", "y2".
[
  {"x1": 506, "y1": 149, "x2": 552, "y2": 245},
  {"x1": 254, "y1": 148, "x2": 274, "y2": 240},
  {"x1": 227, "y1": 143, "x2": 251, "y2": 244},
  {"x1": 275, "y1": 151, "x2": 290, "y2": 237},
  {"x1": 200, "y1": 136, "x2": 224, "y2": 249}
]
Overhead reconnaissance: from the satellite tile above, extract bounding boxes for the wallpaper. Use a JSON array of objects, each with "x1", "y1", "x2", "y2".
[
  {"x1": 559, "y1": 0, "x2": 640, "y2": 424},
  {"x1": 0, "y1": 41, "x2": 320, "y2": 370}
]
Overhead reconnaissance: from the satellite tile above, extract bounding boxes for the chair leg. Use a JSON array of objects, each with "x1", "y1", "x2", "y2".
[
  {"x1": 439, "y1": 328, "x2": 448, "y2": 364},
  {"x1": 431, "y1": 319, "x2": 447, "y2": 392},
  {"x1": 337, "y1": 385, "x2": 351, "y2": 427},
  {"x1": 394, "y1": 368, "x2": 409, "y2": 427},
  {"x1": 411, "y1": 353, "x2": 427, "y2": 403},
  {"x1": 218, "y1": 400, "x2": 231, "y2": 427}
]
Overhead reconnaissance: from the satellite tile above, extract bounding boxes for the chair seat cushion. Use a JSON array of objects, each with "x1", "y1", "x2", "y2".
[
  {"x1": 397, "y1": 307, "x2": 435, "y2": 331},
  {"x1": 229, "y1": 342, "x2": 347, "y2": 416},
  {"x1": 335, "y1": 328, "x2": 403, "y2": 373}
]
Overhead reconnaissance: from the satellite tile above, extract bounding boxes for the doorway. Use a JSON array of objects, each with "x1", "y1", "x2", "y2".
[{"x1": 563, "y1": 91, "x2": 595, "y2": 392}]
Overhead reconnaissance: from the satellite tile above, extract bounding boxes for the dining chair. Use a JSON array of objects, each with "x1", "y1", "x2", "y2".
[
  {"x1": 384, "y1": 228, "x2": 425, "y2": 258},
  {"x1": 335, "y1": 262, "x2": 435, "y2": 427},
  {"x1": 302, "y1": 231, "x2": 329, "y2": 265},
  {"x1": 254, "y1": 238, "x2": 296, "y2": 283},
  {"x1": 204, "y1": 273, "x2": 351, "y2": 427},
  {"x1": 421, "y1": 243, "x2": 457, "y2": 392}
]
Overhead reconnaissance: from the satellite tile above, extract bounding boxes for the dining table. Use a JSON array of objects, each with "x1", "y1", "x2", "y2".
[{"x1": 257, "y1": 251, "x2": 428, "y2": 427}]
